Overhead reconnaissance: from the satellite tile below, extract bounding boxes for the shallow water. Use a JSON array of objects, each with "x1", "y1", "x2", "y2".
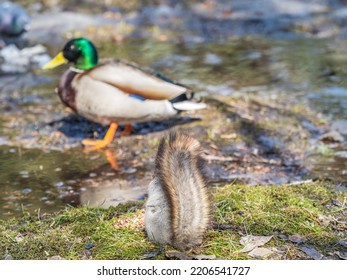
[{"x1": 0, "y1": 37, "x2": 346, "y2": 219}]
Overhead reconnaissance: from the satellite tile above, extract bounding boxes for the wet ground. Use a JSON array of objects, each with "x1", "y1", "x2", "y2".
[{"x1": 0, "y1": 0, "x2": 347, "y2": 219}]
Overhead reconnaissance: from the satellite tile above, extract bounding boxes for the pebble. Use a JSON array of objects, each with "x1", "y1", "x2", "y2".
[
  {"x1": 54, "y1": 182, "x2": 64, "y2": 188},
  {"x1": 332, "y1": 119, "x2": 347, "y2": 136},
  {"x1": 204, "y1": 53, "x2": 222, "y2": 65},
  {"x1": 320, "y1": 131, "x2": 344, "y2": 143},
  {"x1": 22, "y1": 188, "x2": 32, "y2": 194},
  {"x1": 122, "y1": 168, "x2": 137, "y2": 174},
  {"x1": 19, "y1": 171, "x2": 29, "y2": 177},
  {"x1": 84, "y1": 243, "x2": 94, "y2": 249},
  {"x1": 335, "y1": 151, "x2": 347, "y2": 158}
]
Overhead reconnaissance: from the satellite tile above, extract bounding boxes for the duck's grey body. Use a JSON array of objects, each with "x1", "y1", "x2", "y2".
[
  {"x1": 145, "y1": 132, "x2": 210, "y2": 251},
  {"x1": 58, "y1": 59, "x2": 205, "y2": 126}
]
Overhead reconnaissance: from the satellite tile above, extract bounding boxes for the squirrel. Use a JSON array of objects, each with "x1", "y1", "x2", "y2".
[{"x1": 145, "y1": 132, "x2": 210, "y2": 252}]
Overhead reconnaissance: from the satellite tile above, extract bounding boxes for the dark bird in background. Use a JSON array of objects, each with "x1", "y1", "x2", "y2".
[{"x1": 0, "y1": 2, "x2": 30, "y2": 47}]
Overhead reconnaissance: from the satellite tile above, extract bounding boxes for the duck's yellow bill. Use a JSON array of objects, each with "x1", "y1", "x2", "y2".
[{"x1": 42, "y1": 52, "x2": 68, "y2": 69}]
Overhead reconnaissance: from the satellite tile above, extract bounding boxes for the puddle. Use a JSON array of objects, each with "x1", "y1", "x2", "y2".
[{"x1": 0, "y1": 145, "x2": 151, "y2": 218}]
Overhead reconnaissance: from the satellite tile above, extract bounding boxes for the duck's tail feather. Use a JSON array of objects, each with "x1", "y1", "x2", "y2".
[{"x1": 172, "y1": 100, "x2": 207, "y2": 111}]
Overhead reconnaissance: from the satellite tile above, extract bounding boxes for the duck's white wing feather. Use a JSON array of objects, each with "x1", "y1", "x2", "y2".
[{"x1": 88, "y1": 59, "x2": 189, "y2": 101}]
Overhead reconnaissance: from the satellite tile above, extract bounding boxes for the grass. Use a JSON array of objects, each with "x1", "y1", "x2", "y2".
[{"x1": 0, "y1": 182, "x2": 346, "y2": 260}]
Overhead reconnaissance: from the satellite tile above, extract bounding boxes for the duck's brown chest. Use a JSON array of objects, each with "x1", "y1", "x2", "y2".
[{"x1": 57, "y1": 70, "x2": 78, "y2": 112}]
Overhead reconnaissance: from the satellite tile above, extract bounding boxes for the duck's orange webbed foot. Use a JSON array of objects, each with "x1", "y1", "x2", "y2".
[{"x1": 82, "y1": 122, "x2": 118, "y2": 151}]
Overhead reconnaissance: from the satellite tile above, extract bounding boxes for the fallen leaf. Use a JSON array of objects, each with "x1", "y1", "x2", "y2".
[
  {"x1": 192, "y1": 254, "x2": 216, "y2": 260},
  {"x1": 318, "y1": 214, "x2": 333, "y2": 227},
  {"x1": 336, "y1": 251, "x2": 347, "y2": 260},
  {"x1": 248, "y1": 247, "x2": 273, "y2": 259},
  {"x1": 288, "y1": 234, "x2": 307, "y2": 244},
  {"x1": 4, "y1": 255, "x2": 13, "y2": 260},
  {"x1": 47, "y1": 256, "x2": 64, "y2": 260},
  {"x1": 300, "y1": 246, "x2": 323, "y2": 260},
  {"x1": 165, "y1": 251, "x2": 193, "y2": 260},
  {"x1": 338, "y1": 239, "x2": 347, "y2": 247},
  {"x1": 240, "y1": 235, "x2": 273, "y2": 253}
]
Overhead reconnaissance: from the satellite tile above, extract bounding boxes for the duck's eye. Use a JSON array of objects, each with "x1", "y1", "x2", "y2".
[{"x1": 63, "y1": 45, "x2": 81, "y2": 62}]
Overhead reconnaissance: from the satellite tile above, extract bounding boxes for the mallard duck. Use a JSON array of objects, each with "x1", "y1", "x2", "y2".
[{"x1": 43, "y1": 38, "x2": 206, "y2": 149}]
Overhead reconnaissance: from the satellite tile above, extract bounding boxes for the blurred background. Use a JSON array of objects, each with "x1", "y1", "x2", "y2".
[{"x1": 0, "y1": 0, "x2": 346, "y2": 219}]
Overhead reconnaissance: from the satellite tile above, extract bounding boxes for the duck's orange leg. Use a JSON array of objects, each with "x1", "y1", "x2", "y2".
[
  {"x1": 120, "y1": 123, "x2": 133, "y2": 136},
  {"x1": 82, "y1": 122, "x2": 118, "y2": 150}
]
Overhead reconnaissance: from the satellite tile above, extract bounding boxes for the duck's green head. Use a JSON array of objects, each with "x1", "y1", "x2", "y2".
[{"x1": 43, "y1": 38, "x2": 98, "y2": 71}]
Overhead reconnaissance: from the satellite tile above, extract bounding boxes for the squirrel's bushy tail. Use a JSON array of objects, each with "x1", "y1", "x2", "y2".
[{"x1": 148, "y1": 132, "x2": 210, "y2": 250}]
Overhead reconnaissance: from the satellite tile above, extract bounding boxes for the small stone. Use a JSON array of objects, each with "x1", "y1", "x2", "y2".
[
  {"x1": 54, "y1": 181, "x2": 64, "y2": 188},
  {"x1": 84, "y1": 242, "x2": 94, "y2": 249},
  {"x1": 335, "y1": 151, "x2": 347, "y2": 158},
  {"x1": 22, "y1": 188, "x2": 32, "y2": 194},
  {"x1": 320, "y1": 130, "x2": 344, "y2": 143},
  {"x1": 332, "y1": 199, "x2": 343, "y2": 207},
  {"x1": 89, "y1": 155, "x2": 100, "y2": 160},
  {"x1": 83, "y1": 250, "x2": 92, "y2": 257},
  {"x1": 122, "y1": 168, "x2": 137, "y2": 174},
  {"x1": 332, "y1": 119, "x2": 347, "y2": 136},
  {"x1": 15, "y1": 235, "x2": 23, "y2": 242},
  {"x1": 204, "y1": 53, "x2": 222, "y2": 65}
]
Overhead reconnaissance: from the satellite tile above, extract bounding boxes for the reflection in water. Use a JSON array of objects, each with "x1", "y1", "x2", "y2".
[
  {"x1": 103, "y1": 149, "x2": 119, "y2": 170},
  {"x1": 79, "y1": 178, "x2": 148, "y2": 208}
]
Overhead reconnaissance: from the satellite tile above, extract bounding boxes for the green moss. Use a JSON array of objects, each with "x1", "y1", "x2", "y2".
[
  {"x1": 0, "y1": 182, "x2": 346, "y2": 260},
  {"x1": 212, "y1": 182, "x2": 346, "y2": 256}
]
